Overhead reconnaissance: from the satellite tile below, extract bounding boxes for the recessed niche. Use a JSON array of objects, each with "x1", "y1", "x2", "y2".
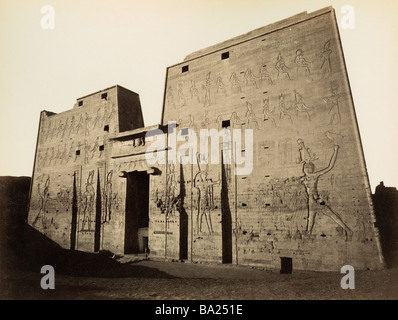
[
  {"x1": 222, "y1": 120, "x2": 230, "y2": 128},
  {"x1": 280, "y1": 257, "x2": 293, "y2": 274},
  {"x1": 182, "y1": 65, "x2": 189, "y2": 73},
  {"x1": 221, "y1": 51, "x2": 229, "y2": 60}
]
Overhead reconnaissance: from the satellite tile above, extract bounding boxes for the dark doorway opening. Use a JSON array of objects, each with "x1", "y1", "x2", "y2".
[
  {"x1": 124, "y1": 171, "x2": 149, "y2": 254},
  {"x1": 280, "y1": 257, "x2": 293, "y2": 274}
]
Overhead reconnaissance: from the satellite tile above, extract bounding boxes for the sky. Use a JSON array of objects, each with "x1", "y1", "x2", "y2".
[{"x1": 0, "y1": 0, "x2": 397, "y2": 192}]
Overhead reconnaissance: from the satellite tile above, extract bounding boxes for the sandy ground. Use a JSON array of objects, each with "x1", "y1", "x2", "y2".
[{"x1": 1, "y1": 256, "x2": 397, "y2": 300}]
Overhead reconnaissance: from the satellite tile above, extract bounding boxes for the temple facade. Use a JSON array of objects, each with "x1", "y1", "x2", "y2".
[{"x1": 28, "y1": 7, "x2": 384, "y2": 271}]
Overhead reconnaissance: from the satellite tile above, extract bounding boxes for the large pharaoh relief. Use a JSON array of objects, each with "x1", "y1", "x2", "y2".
[{"x1": 296, "y1": 138, "x2": 353, "y2": 241}]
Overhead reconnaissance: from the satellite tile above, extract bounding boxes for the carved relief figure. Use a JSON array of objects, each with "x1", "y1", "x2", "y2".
[
  {"x1": 102, "y1": 107, "x2": 109, "y2": 127},
  {"x1": 262, "y1": 97, "x2": 276, "y2": 127},
  {"x1": 32, "y1": 175, "x2": 50, "y2": 229},
  {"x1": 317, "y1": 40, "x2": 332, "y2": 79},
  {"x1": 201, "y1": 111, "x2": 211, "y2": 128},
  {"x1": 68, "y1": 116, "x2": 75, "y2": 136},
  {"x1": 61, "y1": 117, "x2": 69, "y2": 138},
  {"x1": 93, "y1": 107, "x2": 102, "y2": 129},
  {"x1": 203, "y1": 72, "x2": 211, "y2": 107},
  {"x1": 259, "y1": 61, "x2": 273, "y2": 85},
  {"x1": 229, "y1": 72, "x2": 242, "y2": 94},
  {"x1": 245, "y1": 101, "x2": 259, "y2": 129},
  {"x1": 194, "y1": 161, "x2": 220, "y2": 234},
  {"x1": 294, "y1": 49, "x2": 312, "y2": 76},
  {"x1": 188, "y1": 114, "x2": 196, "y2": 131},
  {"x1": 57, "y1": 188, "x2": 71, "y2": 211},
  {"x1": 91, "y1": 137, "x2": 99, "y2": 159},
  {"x1": 216, "y1": 77, "x2": 227, "y2": 96},
  {"x1": 84, "y1": 140, "x2": 90, "y2": 164},
  {"x1": 322, "y1": 82, "x2": 342, "y2": 125},
  {"x1": 325, "y1": 131, "x2": 344, "y2": 145},
  {"x1": 75, "y1": 114, "x2": 83, "y2": 135},
  {"x1": 244, "y1": 68, "x2": 259, "y2": 89},
  {"x1": 103, "y1": 170, "x2": 113, "y2": 222},
  {"x1": 85, "y1": 112, "x2": 91, "y2": 136},
  {"x1": 278, "y1": 93, "x2": 293, "y2": 123},
  {"x1": 177, "y1": 83, "x2": 186, "y2": 107},
  {"x1": 275, "y1": 53, "x2": 292, "y2": 80},
  {"x1": 230, "y1": 112, "x2": 242, "y2": 128},
  {"x1": 190, "y1": 80, "x2": 200, "y2": 103},
  {"x1": 167, "y1": 165, "x2": 178, "y2": 215},
  {"x1": 58, "y1": 143, "x2": 67, "y2": 165},
  {"x1": 167, "y1": 86, "x2": 176, "y2": 109},
  {"x1": 216, "y1": 115, "x2": 223, "y2": 130},
  {"x1": 107, "y1": 103, "x2": 116, "y2": 124},
  {"x1": 81, "y1": 170, "x2": 95, "y2": 231},
  {"x1": 297, "y1": 139, "x2": 353, "y2": 241},
  {"x1": 293, "y1": 90, "x2": 311, "y2": 121},
  {"x1": 155, "y1": 164, "x2": 179, "y2": 216},
  {"x1": 65, "y1": 142, "x2": 74, "y2": 164}
]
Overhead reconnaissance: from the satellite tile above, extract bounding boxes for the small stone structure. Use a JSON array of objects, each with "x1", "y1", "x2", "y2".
[{"x1": 28, "y1": 7, "x2": 384, "y2": 271}]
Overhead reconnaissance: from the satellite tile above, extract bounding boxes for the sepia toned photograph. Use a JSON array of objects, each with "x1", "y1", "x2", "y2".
[{"x1": 1, "y1": 0, "x2": 397, "y2": 308}]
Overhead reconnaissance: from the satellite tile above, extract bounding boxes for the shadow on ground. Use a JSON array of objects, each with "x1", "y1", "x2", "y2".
[
  {"x1": 2, "y1": 224, "x2": 176, "y2": 279},
  {"x1": 0, "y1": 176, "x2": 175, "y2": 298},
  {"x1": 1, "y1": 223, "x2": 176, "y2": 299}
]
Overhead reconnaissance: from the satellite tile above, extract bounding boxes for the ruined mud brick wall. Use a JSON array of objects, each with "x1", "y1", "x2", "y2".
[
  {"x1": 28, "y1": 85, "x2": 144, "y2": 253},
  {"x1": 157, "y1": 7, "x2": 384, "y2": 271}
]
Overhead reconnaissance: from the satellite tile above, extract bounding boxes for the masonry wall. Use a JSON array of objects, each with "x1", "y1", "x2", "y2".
[
  {"x1": 27, "y1": 7, "x2": 384, "y2": 272},
  {"x1": 28, "y1": 86, "x2": 144, "y2": 253},
  {"x1": 155, "y1": 7, "x2": 384, "y2": 271},
  {"x1": 117, "y1": 87, "x2": 144, "y2": 132}
]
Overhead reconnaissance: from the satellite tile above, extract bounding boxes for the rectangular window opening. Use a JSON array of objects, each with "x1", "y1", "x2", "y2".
[
  {"x1": 75, "y1": 150, "x2": 80, "y2": 156},
  {"x1": 280, "y1": 257, "x2": 293, "y2": 274},
  {"x1": 104, "y1": 125, "x2": 109, "y2": 132},
  {"x1": 99, "y1": 145, "x2": 104, "y2": 151},
  {"x1": 101, "y1": 92, "x2": 108, "y2": 100},
  {"x1": 182, "y1": 65, "x2": 189, "y2": 73},
  {"x1": 222, "y1": 120, "x2": 230, "y2": 128},
  {"x1": 221, "y1": 51, "x2": 229, "y2": 60},
  {"x1": 78, "y1": 101, "x2": 83, "y2": 107}
]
